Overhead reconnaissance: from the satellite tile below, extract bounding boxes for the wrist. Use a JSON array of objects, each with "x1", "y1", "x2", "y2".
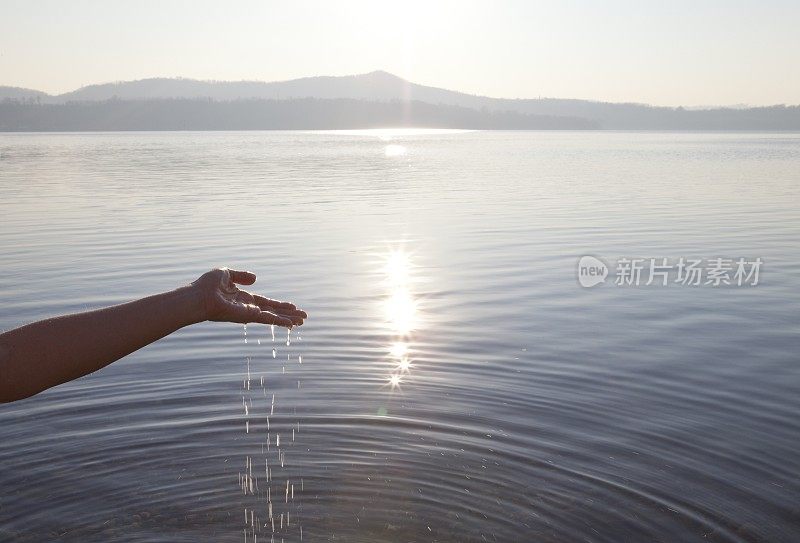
[{"x1": 174, "y1": 284, "x2": 208, "y2": 326}]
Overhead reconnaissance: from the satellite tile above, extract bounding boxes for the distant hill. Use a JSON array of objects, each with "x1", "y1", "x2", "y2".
[
  {"x1": 2, "y1": 71, "x2": 799, "y2": 130},
  {"x1": 0, "y1": 86, "x2": 49, "y2": 102},
  {"x1": 0, "y1": 98, "x2": 598, "y2": 131},
  {"x1": 46, "y1": 71, "x2": 463, "y2": 103}
]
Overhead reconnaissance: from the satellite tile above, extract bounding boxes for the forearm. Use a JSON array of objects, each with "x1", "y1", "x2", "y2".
[{"x1": 0, "y1": 285, "x2": 206, "y2": 402}]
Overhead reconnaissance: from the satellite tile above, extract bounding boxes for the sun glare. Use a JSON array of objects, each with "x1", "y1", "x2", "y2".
[
  {"x1": 385, "y1": 289, "x2": 416, "y2": 335},
  {"x1": 381, "y1": 248, "x2": 420, "y2": 390},
  {"x1": 383, "y1": 250, "x2": 418, "y2": 335},
  {"x1": 389, "y1": 341, "x2": 409, "y2": 358},
  {"x1": 397, "y1": 357, "x2": 412, "y2": 373},
  {"x1": 384, "y1": 144, "x2": 407, "y2": 157},
  {"x1": 384, "y1": 249, "x2": 412, "y2": 286}
]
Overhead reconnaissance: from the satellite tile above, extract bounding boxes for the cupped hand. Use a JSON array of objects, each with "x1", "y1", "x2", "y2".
[{"x1": 192, "y1": 268, "x2": 307, "y2": 328}]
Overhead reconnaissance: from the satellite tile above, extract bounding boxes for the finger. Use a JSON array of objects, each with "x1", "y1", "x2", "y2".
[
  {"x1": 274, "y1": 311, "x2": 305, "y2": 326},
  {"x1": 226, "y1": 268, "x2": 257, "y2": 285},
  {"x1": 252, "y1": 294, "x2": 295, "y2": 310},
  {"x1": 252, "y1": 294, "x2": 308, "y2": 318},
  {"x1": 265, "y1": 305, "x2": 307, "y2": 320},
  {"x1": 226, "y1": 303, "x2": 294, "y2": 328},
  {"x1": 254, "y1": 310, "x2": 294, "y2": 328}
]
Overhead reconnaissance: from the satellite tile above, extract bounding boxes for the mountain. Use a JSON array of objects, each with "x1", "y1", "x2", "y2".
[
  {"x1": 2, "y1": 71, "x2": 799, "y2": 130},
  {"x1": 0, "y1": 86, "x2": 50, "y2": 102},
  {"x1": 55, "y1": 71, "x2": 419, "y2": 102},
  {"x1": 0, "y1": 98, "x2": 598, "y2": 131}
]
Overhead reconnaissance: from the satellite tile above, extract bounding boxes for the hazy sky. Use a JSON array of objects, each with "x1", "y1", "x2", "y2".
[{"x1": 1, "y1": 0, "x2": 798, "y2": 106}]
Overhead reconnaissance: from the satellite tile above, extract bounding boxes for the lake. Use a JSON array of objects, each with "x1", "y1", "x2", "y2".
[{"x1": 0, "y1": 130, "x2": 799, "y2": 542}]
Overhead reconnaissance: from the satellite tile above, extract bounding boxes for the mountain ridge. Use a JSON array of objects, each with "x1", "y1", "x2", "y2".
[
  {"x1": 2, "y1": 71, "x2": 799, "y2": 130},
  {"x1": 5, "y1": 70, "x2": 791, "y2": 109}
]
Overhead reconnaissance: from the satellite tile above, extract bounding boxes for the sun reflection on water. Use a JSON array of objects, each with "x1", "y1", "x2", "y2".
[
  {"x1": 384, "y1": 144, "x2": 407, "y2": 157},
  {"x1": 381, "y1": 248, "x2": 419, "y2": 391},
  {"x1": 385, "y1": 288, "x2": 416, "y2": 335},
  {"x1": 389, "y1": 341, "x2": 408, "y2": 359}
]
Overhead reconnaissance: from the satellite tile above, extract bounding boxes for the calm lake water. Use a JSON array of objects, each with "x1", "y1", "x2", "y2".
[{"x1": 1, "y1": 131, "x2": 799, "y2": 542}]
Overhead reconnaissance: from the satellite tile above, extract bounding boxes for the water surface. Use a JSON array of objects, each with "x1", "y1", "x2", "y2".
[{"x1": 1, "y1": 131, "x2": 799, "y2": 542}]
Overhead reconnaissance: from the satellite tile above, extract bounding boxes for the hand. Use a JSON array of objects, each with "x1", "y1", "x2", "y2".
[{"x1": 191, "y1": 268, "x2": 307, "y2": 328}]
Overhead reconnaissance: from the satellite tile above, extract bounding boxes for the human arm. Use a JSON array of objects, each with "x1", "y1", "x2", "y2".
[{"x1": 0, "y1": 268, "x2": 306, "y2": 403}]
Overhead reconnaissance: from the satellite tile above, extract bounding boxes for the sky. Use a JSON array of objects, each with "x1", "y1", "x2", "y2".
[{"x1": 1, "y1": 0, "x2": 798, "y2": 106}]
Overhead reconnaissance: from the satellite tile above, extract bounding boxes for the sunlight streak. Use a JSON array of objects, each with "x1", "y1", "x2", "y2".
[
  {"x1": 381, "y1": 248, "x2": 420, "y2": 389},
  {"x1": 385, "y1": 287, "x2": 417, "y2": 335}
]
